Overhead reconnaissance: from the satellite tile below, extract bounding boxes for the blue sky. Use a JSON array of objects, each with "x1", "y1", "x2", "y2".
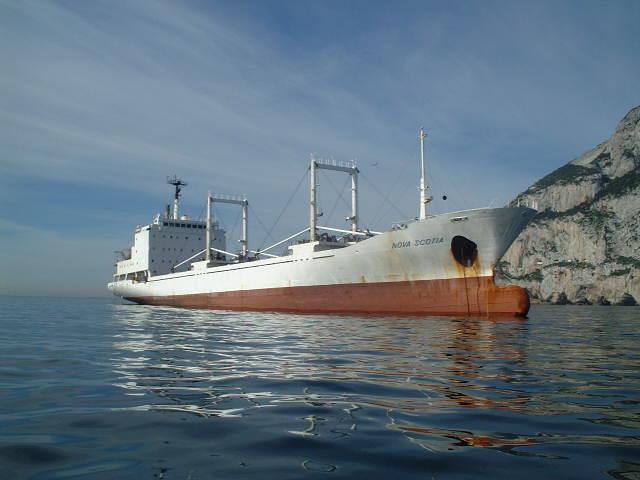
[{"x1": 1, "y1": 0, "x2": 638, "y2": 296}]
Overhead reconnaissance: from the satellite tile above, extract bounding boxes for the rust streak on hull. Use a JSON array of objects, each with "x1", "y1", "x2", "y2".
[{"x1": 126, "y1": 276, "x2": 530, "y2": 317}]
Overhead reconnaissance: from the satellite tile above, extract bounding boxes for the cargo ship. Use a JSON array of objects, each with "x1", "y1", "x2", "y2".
[{"x1": 108, "y1": 130, "x2": 536, "y2": 316}]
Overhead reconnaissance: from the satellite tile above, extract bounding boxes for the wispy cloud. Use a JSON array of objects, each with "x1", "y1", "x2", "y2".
[{"x1": 1, "y1": 0, "x2": 638, "y2": 295}]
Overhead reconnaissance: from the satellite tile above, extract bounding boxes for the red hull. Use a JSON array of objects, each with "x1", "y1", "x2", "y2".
[{"x1": 127, "y1": 275, "x2": 530, "y2": 317}]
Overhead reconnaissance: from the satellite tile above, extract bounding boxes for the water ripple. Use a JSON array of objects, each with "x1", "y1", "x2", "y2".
[{"x1": 1, "y1": 297, "x2": 639, "y2": 479}]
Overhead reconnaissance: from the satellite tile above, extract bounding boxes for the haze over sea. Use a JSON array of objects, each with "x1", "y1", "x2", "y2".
[{"x1": 0, "y1": 297, "x2": 638, "y2": 479}]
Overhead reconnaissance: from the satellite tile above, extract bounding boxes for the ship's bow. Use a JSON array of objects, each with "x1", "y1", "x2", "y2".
[
  {"x1": 472, "y1": 207, "x2": 535, "y2": 316},
  {"x1": 436, "y1": 206, "x2": 536, "y2": 317}
]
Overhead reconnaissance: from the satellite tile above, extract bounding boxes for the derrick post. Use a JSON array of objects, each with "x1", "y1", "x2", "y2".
[
  {"x1": 310, "y1": 157, "x2": 317, "y2": 242},
  {"x1": 351, "y1": 167, "x2": 359, "y2": 232},
  {"x1": 241, "y1": 199, "x2": 248, "y2": 258},
  {"x1": 205, "y1": 192, "x2": 211, "y2": 262}
]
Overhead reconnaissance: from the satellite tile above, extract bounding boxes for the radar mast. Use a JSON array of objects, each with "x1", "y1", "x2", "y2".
[{"x1": 167, "y1": 175, "x2": 188, "y2": 220}]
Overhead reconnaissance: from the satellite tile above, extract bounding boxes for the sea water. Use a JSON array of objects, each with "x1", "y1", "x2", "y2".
[{"x1": 1, "y1": 297, "x2": 639, "y2": 479}]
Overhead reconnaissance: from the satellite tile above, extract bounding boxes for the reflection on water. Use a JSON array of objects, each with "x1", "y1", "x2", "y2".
[
  {"x1": 1, "y1": 298, "x2": 639, "y2": 479},
  {"x1": 111, "y1": 305, "x2": 640, "y2": 459}
]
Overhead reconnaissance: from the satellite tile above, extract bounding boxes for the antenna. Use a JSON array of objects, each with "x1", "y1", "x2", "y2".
[{"x1": 167, "y1": 175, "x2": 188, "y2": 220}]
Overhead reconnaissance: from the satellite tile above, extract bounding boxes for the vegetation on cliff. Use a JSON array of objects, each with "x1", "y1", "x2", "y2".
[{"x1": 500, "y1": 106, "x2": 640, "y2": 306}]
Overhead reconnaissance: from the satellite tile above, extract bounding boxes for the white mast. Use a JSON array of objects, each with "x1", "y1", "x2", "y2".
[
  {"x1": 309, "y1": 157, "x2": 317, "y2": 242},
  {"x1": 309, "y1": 157, "x2": 359, "y2": 237},
  {"x1": 205, "y1": 192, "x2": 212, "y2": 263},
  {"x1": 351, "y1": 166, "x2": 359, "y2": 232},
  {"x1": 208, "y1": 193, "x2": 248, "y2": 259},
  {"x1": 419, "y1": 128, "x2": 429, "y2": 220},
  {"x1": 240, "y1": 199, "x2": 248, "y2": 258}
]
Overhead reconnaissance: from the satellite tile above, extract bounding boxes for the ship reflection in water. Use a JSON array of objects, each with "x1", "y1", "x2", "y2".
[{"x1": 110, "y1": 305, "x2": 640, "y2": 478}]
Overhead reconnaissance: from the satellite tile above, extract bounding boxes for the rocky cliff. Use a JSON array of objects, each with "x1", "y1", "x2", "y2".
[{"x1": 499, "y1": 106, "x2": 640, "y2": 305}]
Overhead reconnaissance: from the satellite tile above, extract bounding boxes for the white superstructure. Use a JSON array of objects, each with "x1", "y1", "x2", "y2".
[
  {"x1": 114, "y1": 176, "x2": 227, "y2": 282},
  {"x1": 114, "y1": 216, "x2": 227, "y2": 281}
]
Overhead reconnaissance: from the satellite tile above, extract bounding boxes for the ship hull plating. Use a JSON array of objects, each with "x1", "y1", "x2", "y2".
[
  {"x1": 109, "y1": 207, "x2": 536, "y2": 317},
  {"x1": 128, "y1": 276, "x2": 530, "y2": 316}
]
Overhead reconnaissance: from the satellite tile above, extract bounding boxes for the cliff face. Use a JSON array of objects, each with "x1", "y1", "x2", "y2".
[{"x1": 499, "y1": 106, "x2": 640, "y2": 305}]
